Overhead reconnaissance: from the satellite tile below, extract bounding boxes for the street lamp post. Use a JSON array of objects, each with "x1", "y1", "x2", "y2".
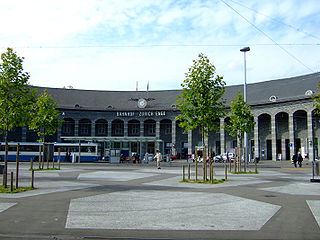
[{"x1": 240, "y1": 47, "x2": 250, "y2": 171}]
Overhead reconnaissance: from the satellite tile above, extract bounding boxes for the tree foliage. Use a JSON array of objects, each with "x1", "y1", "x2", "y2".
[
  {"x1": 0, "y1": 47, "x2": 36, "y2": 187},
  {"x1": 225, "y1": 93, "x2": 255, "y2": 139},
  {"x1": 176, "y1": 53, "x2": 226, "y2": 139},
  {"x1": 0, "y1": 48, "x2": 36, "y2": 133},
  {"x1": 29, "y1": 90, "x2": 62, "y2": 141},
  {"x1": 313, "y1": 84, "x2": 320, "y2": 115}
]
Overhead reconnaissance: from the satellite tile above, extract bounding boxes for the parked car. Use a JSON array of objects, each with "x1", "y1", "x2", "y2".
[{"x1": 214, "y1": 153, "x2": 235, "y2": 163}]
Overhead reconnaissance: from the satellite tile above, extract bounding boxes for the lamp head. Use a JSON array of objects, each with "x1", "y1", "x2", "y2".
[{"x1": 240, "y1": 47, "x2": 250, "y2": 52}]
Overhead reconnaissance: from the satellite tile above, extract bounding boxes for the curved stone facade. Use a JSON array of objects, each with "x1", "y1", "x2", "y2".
[{"x1": 2, "y1": 72, "x2": 320, "y2": 161}]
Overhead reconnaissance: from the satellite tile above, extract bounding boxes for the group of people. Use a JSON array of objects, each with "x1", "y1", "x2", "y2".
[{"x1": 292, "y1": 152, "x2": 303, "y2": 168}]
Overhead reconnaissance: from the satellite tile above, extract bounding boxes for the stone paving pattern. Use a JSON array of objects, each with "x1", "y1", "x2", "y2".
[{"x1": 0, "y1": 161, "x2": 319, "y2": 240}]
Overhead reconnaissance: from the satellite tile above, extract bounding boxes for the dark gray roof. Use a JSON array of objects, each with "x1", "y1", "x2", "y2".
[{"x1": 35, "y1": 72, "x2": 320, "y2": 111}]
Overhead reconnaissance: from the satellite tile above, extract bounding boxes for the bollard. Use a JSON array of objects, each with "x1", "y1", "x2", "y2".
[
  {"x1": 195, "y1": 158, "x2": 198, "y2": 181},
  {"x1": 58, "y1": 148, "x2": 61, "y2": 170},
  {"x1": 211, "y1": 164, "x2": 214, "y2": 183},
  {"x1": 188, "y1": 164, "x2": 191, "y2": 180},
  {"x1": 31, "y1": 170, "x2": 35, "y2": 189},
  {"x1": 225, "y1": 163, "x2": 228, "y2": 180},
  {"x1": 182, "y1": 165, "x2": 185, "y2": 181},
  {"x1": 255, "y1": 160, "x2": 258, "y2": 174},
  {"x1": 10, "y1": 172, "x2": 14, "y2": 192}
]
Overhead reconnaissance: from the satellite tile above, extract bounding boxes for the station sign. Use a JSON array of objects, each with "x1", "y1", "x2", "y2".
[{"x1": 116, "y1": 111, "x2": 166, "y2": 117}]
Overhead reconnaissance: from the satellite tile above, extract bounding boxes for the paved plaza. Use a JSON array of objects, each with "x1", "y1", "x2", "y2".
[{"x1": 0, "y1": 161, "x2": 319, "y2": 239}]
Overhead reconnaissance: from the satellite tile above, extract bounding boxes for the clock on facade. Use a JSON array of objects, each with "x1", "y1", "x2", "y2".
[{"x1": 137, "y1": 98, "x2": 147, "y2": 108}]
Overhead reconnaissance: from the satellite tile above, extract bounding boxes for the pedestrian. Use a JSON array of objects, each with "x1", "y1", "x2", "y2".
[
  {"x1": 155, "y1": 150, "x2": 162, "y2": 169},
  {"x1": 297, "y1": 152, "x2": 303, "y2": 168},
  {"x1": 292, "y1": 153, "x2": 297, "y2": 168}
]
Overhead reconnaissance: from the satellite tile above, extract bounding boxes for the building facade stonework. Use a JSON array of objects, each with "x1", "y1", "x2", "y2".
[{"x1": 2, "y1": 72, "x2": 320, "y2": 161}]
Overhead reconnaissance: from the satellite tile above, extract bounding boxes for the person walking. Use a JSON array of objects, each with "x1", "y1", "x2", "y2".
[
  {"x1": 292, "y1": 153, "x2": 297, "y2": 168},
  {"x1": 155, "y1": 150, "x2": 162, "y2": 169},
  {"x1": 297, "y1": 152, "x2": 303, "y2": 168}
]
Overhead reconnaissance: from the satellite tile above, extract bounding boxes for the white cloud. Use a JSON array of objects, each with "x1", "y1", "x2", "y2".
[{"x1": 1, "y1": 0, "x2": 319, "y2": 91}]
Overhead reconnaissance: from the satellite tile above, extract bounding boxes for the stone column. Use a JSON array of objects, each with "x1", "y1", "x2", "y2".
[
  {"x1": 307, "y1": 111, "x2": 314, "y2": 161},
  {"x1": 140, "y1": 121, "x2": 144, "y2": 137},
  {"x1": 271, "y1": 115, "x2": 277, "y2": 161},
  {"x1": 254, "y1": 116, "x2": 259, "y2": 159},
  {"x1": 91, "y1": 121, "x2": 95, "y2": 137},
  {"x1": 74, "y1": 120, "x2": 79, "y2": 136},
  {"x1": 171, "y1": 119, "x2": 176, "y2": 155},
  {"x1": 108, "y1": 121, "x2": 112, "y2": 136},
  {"x1": 124, "y1": 121, "x2": 128, "y2": 137},
  {"x1": 220, "y1": 118, "x2": 225, "y2": 154},
  {"x1": 155, "y1": 121, "x2": 160, "y2": 150},
  {"x1": 289, "y1": 113, "x2": 295, "y2": 160},
  {"x1": 188, "y1": 130, "x2": 192, "y2": 155}
]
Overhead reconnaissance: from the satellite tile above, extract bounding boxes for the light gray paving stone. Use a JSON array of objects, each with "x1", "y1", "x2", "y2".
[
  {"x1": 144, "y1": 176, "x2": 271, "y2": 189},
  {"x1": 260, "y1": 183, "x2": 320, "y2": 196},
  {"x1": 0, "y1": 181, "x2": 99, "y2": 199},
  {"x1": 307, "y1": 200, "x2": 320, "y2": 227},
  {"x1": 0, "y1": 203, "x2": 16, "y2": 212},
  {"x1": 66, "y1": 190, "x2": 281, "y2": 230},
  {"x1": 77, "y1": 171, "x2": 157, "y2": 181}
]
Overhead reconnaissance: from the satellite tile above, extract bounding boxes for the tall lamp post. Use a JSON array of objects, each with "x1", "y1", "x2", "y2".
[{"x1": 240, "y1": 46, "x2": 250, "y2": 170}]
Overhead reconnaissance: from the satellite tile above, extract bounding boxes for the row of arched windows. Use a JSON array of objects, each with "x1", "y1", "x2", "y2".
[{"x1": 61, "y1": 118, "x2": 173, "y2": 137}]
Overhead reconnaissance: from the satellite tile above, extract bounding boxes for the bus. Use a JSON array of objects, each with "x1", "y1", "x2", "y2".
[{"x1": 0, "y1": 142, "x2": 99, "y2": 162}]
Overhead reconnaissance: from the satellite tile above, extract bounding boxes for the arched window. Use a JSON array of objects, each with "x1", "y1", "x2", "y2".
[
  {"x1": 128, "y1": 120, "x2": 140, "y2": 136},
  {"x1": 61, "y1": 118, "x2": 75, "y2": 136},
  {"x1": 112, "y1": 119, "x2": 124, "y2": 136},
  {"x1": 79, "y1": 119, "x2": 92, "y2": 136},
  {"x1": 95, "y1": 119, "x2": 108, "y2": 136},
  {"x1": 144, "y1": 119, "x2": 156, "y2": 136},
  {"x1": 160, "y1": 119, "x2": 172, "y2": 135}
]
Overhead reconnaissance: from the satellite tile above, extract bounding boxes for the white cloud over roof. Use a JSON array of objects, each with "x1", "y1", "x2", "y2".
[{"x1": 1, "y1": 0, "x2": 319, "y2": 91}]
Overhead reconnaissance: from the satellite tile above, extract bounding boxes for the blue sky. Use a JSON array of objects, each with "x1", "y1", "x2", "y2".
[{"x1": 1, "y1": 0, "x2": 320, "y2": 91}]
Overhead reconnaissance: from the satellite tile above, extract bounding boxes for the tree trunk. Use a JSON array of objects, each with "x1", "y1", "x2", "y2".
[
  {"x1": 38, "y1": 145, "x2": 42, "y2": 169},
  {"x1": 202, "y1": 128, "x2": 208, "y2": 181},
  {"x1": 15, "y1": 143, "x2": 20, "y2": 189},
  {"x1": 3, "y1": 130, "x2": 8, "y2": 188}
]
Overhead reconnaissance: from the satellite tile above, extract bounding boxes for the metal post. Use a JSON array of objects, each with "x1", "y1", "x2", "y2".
[
  {"x1": 31, "y1": 170, "x2": 35, "y2": 189},
  {"x1": 15, "y1": 143, "x2": 19, "y2": 189},
  {"x1": 78, "y1": 140, "x2": 81, "y2": 163},
  {"x1": 10, "y1": 172, "x2": 13, "y2": 192},
  {"x1": 58, "y1": 148, "x2": 61, "y2": 170},
  {"x1": 182, "y1": 165, "x2": 185, "y2": 181},
  {"x1": 240, "y1": 47, "x2": 250, "y2": 171}
]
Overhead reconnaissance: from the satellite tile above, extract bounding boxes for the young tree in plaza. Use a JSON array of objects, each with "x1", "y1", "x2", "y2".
[
  {"x1": 0, "y1": 48, "x2": 36, "y2": 187},
  {"x1": 29, "y1": 90, "x2": 62, "y2": 169},
  {"x1": 176, "y1": 53, "x2": 226, "y2": 179},
  {"x1": 224, "y1": 93, "x2": 255, "y2": 172},
  {"x1": 313, "y1": 85, "x2": 320, "y2": 114}
]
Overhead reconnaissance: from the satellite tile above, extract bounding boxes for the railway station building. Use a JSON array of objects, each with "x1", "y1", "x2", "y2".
[{"x1": 1, "y1": 72, "x2": 320, "y2": 161}]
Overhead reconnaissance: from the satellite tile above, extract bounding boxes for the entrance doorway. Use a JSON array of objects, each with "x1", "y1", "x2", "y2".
[
  {"x1": 266, "y1": 140, "x2": 272, "y2": 160},
  {"x1": 147, "y1": 142, "x2": 155, "y2": 154}
]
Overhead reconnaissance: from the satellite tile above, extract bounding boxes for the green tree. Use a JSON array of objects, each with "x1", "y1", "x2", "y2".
[
  {"x1": 225, "y1": 93, "x2": 255, "y2": 172},
  {"x1": 176, "y1": 53, "x2": 226, "y2": 178},
  {"x1": 29, "y1": 90, "x2": 62, "y2": 169},
  {"x1": 0, "y1": 48, "x2": 36, "y2": 187},
  {"x1": 313, "y1": 84, "x2": 320, "y2": 114}
]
